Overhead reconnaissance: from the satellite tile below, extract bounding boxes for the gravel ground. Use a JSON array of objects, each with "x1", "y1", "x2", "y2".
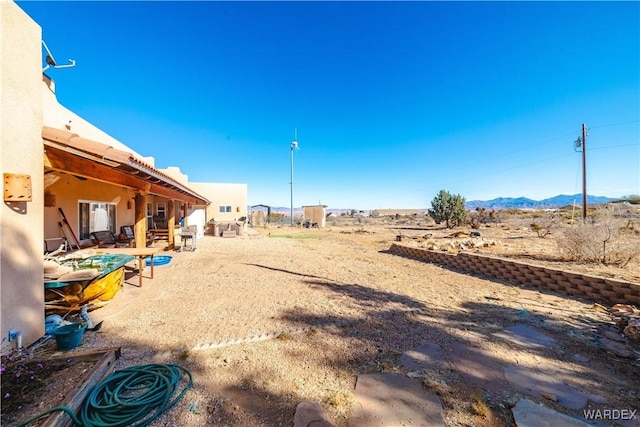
[{"x1": 22, "y1": 220, "x2": 639, "y2": 426}]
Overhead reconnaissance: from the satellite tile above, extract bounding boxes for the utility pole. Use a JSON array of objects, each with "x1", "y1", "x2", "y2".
[
  {"x1": 581, "y1": 123, "x2": 587, "y2": 222},
  {"x1": 574, "y1": 124, "x2": 588, "y2": 222}
]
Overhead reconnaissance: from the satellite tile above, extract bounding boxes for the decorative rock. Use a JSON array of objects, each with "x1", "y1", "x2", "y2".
[
  {"x1": 603, "y1": 329, "x2": 627, "y2": 343},
  {"x1": 512, "y1": 398, "x2": 591, "y2": 427},
  {"x1": 599, "y1": 337, "x2": 634, "y2": 358},
  {"x1": 492, "y1": 324, "x2": 556, "y2": 350},
  {"x1": 349, "y1": 373, "x2": 444, "y2": 427},
  {"x1": 400, "y1": 342, "x2": 445, "y2": 372},
  {"x1": 504, "y1": 364, "x2": 588, "y2": 410},
  {"x1": 293, "y1": 402, "x2": 335, "y2": 427},
  {"x1": 623, "y1": 319, "x2": 640, "y2": 341},
  {"x1": 571, "y1": 354, "x2": 591, "y2": 363}
]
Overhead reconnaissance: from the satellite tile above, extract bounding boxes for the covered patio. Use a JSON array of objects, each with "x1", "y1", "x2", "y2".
[{"x1": 42, "y1": 126, "x2": 209, "y2": 251}]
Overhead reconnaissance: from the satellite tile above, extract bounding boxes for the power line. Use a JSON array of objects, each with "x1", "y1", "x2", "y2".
[
  {"x1": 588, "y1": 143, "x2": 639, "y2": 151},
  {"x1": 589, "y1": 119, "x2": 640, "y2": 130},
  {"x1": 386, "y1": 151, "x2": 577, "y2": 199}
]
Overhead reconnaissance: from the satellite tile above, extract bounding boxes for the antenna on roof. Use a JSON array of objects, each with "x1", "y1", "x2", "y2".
[{"x1": 42, "y1": 40, "x2": 76, "y2": 72}]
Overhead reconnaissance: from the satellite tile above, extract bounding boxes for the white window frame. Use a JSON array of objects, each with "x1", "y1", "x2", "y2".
[{"x1": 219, "y1": 205, "x2": 232, "y2": 213}]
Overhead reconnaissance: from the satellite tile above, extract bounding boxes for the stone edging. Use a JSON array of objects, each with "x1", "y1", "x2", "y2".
[{"x1": 389, "y1": 243, "x2": 640, "y2": 306}]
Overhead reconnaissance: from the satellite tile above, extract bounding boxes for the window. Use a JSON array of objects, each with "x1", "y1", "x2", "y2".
[
  {"x1": 219, "y1": 205, "x2": 232, "y2": 213},
  {"x1": 146, "y1": 203, "x2": 153, "y2": 229},
  {"x1": 157, "y1": 203, "x2": 166, "y2": 218},
  {"x1": 79, "y1": 201, "x2": 116, "y2": 240}
]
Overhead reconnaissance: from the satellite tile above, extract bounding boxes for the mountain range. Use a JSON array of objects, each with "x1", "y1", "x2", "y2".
[
  {"x1": 465, "y1": 194, "x2": 617, "y2": 210},
  {"x1": 254, "y1": 194, "x2": 619, "y2": 214}
]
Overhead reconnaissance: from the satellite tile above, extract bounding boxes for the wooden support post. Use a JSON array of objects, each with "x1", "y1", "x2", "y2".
[
  {"x1": 183, "y1": 203, "x2": 189, "y2": 227},
  {"x1": 134, "y1": 193, "x2": 147, "y2": 248},
  {"x1": 167, "y1": 199, "x2": 175, "y2": 250}
]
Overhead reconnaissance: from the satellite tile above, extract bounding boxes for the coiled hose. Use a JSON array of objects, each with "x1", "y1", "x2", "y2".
[{"x1": 15, "y1": 363, "x2": 193, "y2": 427}]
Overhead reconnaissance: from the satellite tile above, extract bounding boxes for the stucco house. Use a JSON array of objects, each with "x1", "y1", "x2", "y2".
[{"x1": 0, "y1": 1, "x2": 245, "y2": 353}]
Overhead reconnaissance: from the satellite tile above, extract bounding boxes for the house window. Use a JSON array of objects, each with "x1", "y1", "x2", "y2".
[
  {"x1": 79, "y1": 201, "x2": 116, "y2": 240},
  {"x1": 146, "y1": 203, "x2": 153, "y2": 229},
  {"x1": 157, "y1": 203, "x2": 166, "y2": 218},
  {"x1": 219, "y1": 205, "x2": 232, "y2": 213}
]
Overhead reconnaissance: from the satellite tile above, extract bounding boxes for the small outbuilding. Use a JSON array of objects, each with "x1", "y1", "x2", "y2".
[{"x1": 303, "y1": 205, "x2": 327, "y2": 228}]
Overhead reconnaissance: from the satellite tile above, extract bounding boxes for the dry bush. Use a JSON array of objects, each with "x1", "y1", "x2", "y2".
[
  {"x1": 469, "y1": 207, "x2": 501, "y2": 229},
  {"x1": 556, "y1": 208, "x2": 640, "y2": 267},
  {"x1": 529, "y1": 213, "x2": 560, "y2": 238}
]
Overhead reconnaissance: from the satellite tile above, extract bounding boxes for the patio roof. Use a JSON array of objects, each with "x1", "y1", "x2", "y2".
[{"x1": 42, "y1": 126, "x2": 209, "y2": 205}]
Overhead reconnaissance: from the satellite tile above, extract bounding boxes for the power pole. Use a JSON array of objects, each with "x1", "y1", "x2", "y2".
[
  {"x1": 574, "y1": 124, "x2": 588, "y2": 222},
  {"x1": 581, "y1": 123, "x2": 587, "y2": 222}
]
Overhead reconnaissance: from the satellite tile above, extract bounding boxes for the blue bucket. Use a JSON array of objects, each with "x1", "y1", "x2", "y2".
[
  {"x1": 54, "y1": 323, "x2": 87, "y2": 351},
  {"x1": 145, "y1": 255, "x2": 172, "y2": 267}
]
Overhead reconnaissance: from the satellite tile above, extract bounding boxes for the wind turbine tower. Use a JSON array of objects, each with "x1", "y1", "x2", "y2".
[{"x1": 290, "y1": 129, "x2": 299, "y2": 226}]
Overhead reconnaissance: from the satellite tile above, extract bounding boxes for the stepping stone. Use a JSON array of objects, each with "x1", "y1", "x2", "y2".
[
  {"x1": 493, "y1": 324, "x2": 556, "y2": 350},
  {"x1": 349, "y1": 373, "x2": 444, "y2": 426},
  {"x1": 294, "y1": 402, "x2": 335, "y2": 427},
  {"x1": 400, "y1": 342, "x2": 445, "y2": 371},
  {"x1": 599, "y1": 337, "x2": 634, "y2": 359},
  {"x1": 512, "y1": 398, "x2": 591, "y2": 426},
  {"x1": 504, "y1": 365, "x2": 588, "y2": 410},
  {"x1": 449, "y1": 342, "x2": 507, "y2": 393}
]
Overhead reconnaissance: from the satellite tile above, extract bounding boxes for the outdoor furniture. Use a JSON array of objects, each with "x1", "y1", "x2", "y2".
[
  {"x1": 121, "y1": 225, "x2": 155, "y2": 247},
  {"x1": 93, "y1": 247, "x2": 165, "y2": 287},
  {"x1": 90, "y1": 230, "x2": 132, "y2": 248}
]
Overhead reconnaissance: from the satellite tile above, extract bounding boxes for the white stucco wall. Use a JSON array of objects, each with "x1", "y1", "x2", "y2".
[{"x1": 0, "y1": 0, "x2": 46, "y2": 351}]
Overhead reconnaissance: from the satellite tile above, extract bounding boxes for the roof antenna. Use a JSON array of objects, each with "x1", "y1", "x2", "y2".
[{"x1": 42, "y1": 40, "x2": 76, "y2": 72}]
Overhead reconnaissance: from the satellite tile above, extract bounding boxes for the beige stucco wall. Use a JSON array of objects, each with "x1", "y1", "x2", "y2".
[
  {"x1": 44, "y1": 176, "x2": 136, "y2": 241},
  {"x1": 188, "y1": 182, "x2": 247, "y2": 223},
  {"x1": 0, "y1": 1, "x2": 45, "y2": 351}
]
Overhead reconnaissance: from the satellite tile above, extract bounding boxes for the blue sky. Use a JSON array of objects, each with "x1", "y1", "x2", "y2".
[{"x1": 19, "y1": 1, "x2": 639, "y2": 209}]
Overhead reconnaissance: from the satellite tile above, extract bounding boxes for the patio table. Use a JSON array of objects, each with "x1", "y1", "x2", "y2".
[{"x1": 94, "y1": 247, "x2": 165, "y2": 287}]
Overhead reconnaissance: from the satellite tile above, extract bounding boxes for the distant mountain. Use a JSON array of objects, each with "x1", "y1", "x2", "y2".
[{"x1": 466, "y1": 194, "x2": 617, "y2": 210}]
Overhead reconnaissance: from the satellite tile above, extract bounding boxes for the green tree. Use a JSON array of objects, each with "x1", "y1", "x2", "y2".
[{"x1": 429, "y1": 190, "x2": 467, "y2": 228}]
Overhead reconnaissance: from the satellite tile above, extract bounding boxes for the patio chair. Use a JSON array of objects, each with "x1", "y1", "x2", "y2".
[
  {"x1": 121, "y1": 225, "x2": 155, "y2": 247},
  {"x1": 90, "y1": 230, "x2": 132, "y2": 248}
]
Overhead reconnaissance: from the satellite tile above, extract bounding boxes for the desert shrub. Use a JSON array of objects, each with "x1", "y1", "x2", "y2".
[
  {"x1": 530, "y1": 214, "x2": 559, "y2": 238},
  {"x1": 556, "y1": 208, "x2": 639, "y2": 266},
  {"x1": 469, "y1": 207, "x2": 501, "y2": 228},
  {"x1": 429, "y1": 190, "x2": 466, "y2": 228}
]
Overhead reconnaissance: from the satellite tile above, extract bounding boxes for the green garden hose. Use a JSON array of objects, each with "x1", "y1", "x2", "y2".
[{"x1": 15, "y1": 363, "x2": 193, "y2": 427}]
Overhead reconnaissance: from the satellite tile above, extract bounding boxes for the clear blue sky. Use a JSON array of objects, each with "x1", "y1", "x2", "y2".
[{"x1": 19, "y1": 1, "x2": 640, "y2": 209}]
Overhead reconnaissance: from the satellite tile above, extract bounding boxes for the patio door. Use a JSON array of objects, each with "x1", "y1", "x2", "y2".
[{"x1": 78, "y1": 201, "x2": 116, "y2": 240}]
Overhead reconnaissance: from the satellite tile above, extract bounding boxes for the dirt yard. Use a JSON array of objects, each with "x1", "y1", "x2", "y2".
[{"x1": 3, "y1": 214, "x2": 640, "y2": 426}]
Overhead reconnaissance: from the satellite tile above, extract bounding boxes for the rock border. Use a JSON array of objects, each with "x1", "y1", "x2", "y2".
[{"x1": 388, "y1": 243, "x2": 640, "y2": 306}]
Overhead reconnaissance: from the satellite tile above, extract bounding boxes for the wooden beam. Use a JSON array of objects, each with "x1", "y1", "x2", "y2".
[
  {"x1": 42, "y1": 349, "x2": 119, "y2": 427},
  {"x1": 45, "y1": 146, "x2": 203, "y2": 203}
]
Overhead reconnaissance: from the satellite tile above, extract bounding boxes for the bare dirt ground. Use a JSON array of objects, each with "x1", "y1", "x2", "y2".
[{"x1": 3, "y1": 214, "x2": 640, "y2": 426}]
